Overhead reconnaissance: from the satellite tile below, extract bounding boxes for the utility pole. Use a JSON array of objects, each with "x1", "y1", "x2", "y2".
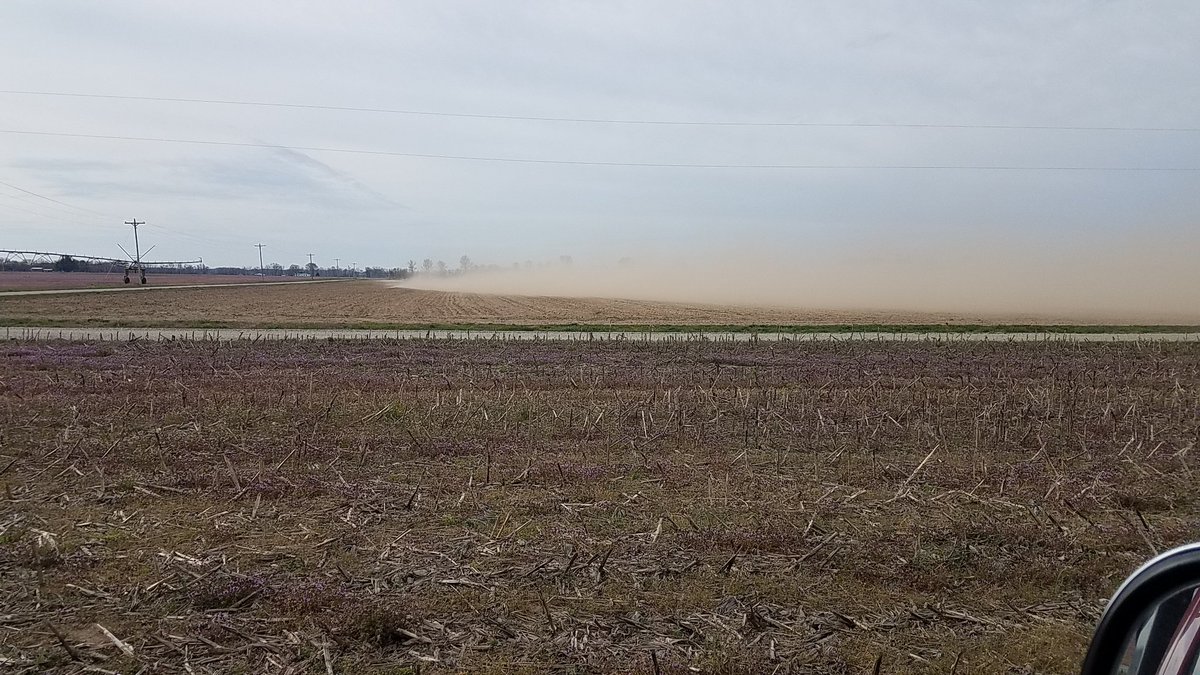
[
  {"x1": 125, "y1": 219, "x2": 145, "y2": 263},
  {"x1": 254, "y1": 243, "x2": 266, "y2": 278},
  {"x1": 123, "y1": 219, "x2": 147, "y2": 284}
]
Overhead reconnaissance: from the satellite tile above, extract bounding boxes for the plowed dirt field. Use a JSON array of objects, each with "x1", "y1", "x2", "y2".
[
  {"x1": 0, "y1": 280, "x2": 1045, "y2": 327},
  {"x1": 0, "y1": 271, "x2": 312, "y2": 292}
]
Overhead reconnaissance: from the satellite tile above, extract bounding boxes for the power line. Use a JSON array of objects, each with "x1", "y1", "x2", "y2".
[
  {"x1": 125, "y1": 219, "x2": 145, "y2": 263},
  {"x1": 0, "y1": 179, "x2": 217, "y2": 251},
  {"x1": 1, "y1": 89, "x2": 1197, "y2": 133},
  {"x1": 0, "y1": 177, "x2": 255, "y2": 254},
  {"x1": 0, "y1": 178, "x2": 112, "y2": 218},
  {"x1": 0, "y1": 179, "x2": 123, "y2": 230},
  {"x1": 0, "y1": 195, "x2": 108, "y2": 226},
  {"x1": 0, "y1": 199, "x2": 106, "y2": 226},
  {"x1": 144, "y1": 223, "x2": 239, "y2": 249},
  {"x1": 2, "y1": 128, "x2": 1197, "y2": 172},
  {"x1": 0, "y1": 178, "x2": 225, "y2": 262}
]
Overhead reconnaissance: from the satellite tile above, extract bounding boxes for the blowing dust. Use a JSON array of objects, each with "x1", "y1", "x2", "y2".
[{"x1": 397, "y1": 235, "x2": 1200, "y2": 324}]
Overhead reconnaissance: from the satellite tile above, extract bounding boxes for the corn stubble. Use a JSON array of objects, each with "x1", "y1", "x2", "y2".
[{"x1": 1, "y1": 337, "x2": 1197, "y2": 673}]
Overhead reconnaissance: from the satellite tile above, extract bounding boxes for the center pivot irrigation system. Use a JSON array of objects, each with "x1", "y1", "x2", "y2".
[{"x1": 1, "y1": 218, "x2": 202, "y2": 284}]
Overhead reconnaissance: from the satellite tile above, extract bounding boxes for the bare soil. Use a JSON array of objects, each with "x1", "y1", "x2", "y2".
[
  {"x1": 0, "y1": 271, "x2": 310, "y2": 292},
  {"x1": 0, "y1": 280, "x2": 1065, "y2": 327}
]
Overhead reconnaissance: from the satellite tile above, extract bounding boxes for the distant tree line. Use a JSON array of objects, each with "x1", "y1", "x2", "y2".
[
  {"x1": 413, "y1": 254, "x2": 574, "y2": 277},
  {"x1": 253, "y1": 263, "x2": 412, "y2": 279},
  {"x1": 5, "y1": 252, "x2": 598, "y2": 279},
  {"x1": 0, "y1": 256, "x2": 413, "y2": 279},
  {"x1": 0, "y1": 258, "x2": 213, "y2": 275}
]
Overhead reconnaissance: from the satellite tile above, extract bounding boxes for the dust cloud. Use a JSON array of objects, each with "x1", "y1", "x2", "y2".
[{"x1": 396, "y1": 234, "x2": 1200, "y2": 324}]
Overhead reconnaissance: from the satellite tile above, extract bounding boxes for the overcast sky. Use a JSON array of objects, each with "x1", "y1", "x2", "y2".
[{"x1": 2, "y1": 1, "x2": 1199, "y2": 272}]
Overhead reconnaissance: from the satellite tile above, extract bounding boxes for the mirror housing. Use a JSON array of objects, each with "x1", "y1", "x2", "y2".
[{"x1": 1083, "y1": 542, "x2": 1200, "y2": 675}]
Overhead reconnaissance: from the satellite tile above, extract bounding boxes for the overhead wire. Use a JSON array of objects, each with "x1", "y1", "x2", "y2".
[
  {"x1": 0, "y1": 180, "x2": 125, "y2": 233},
  {"x1": 0, "y1": 177, "x2": 223, "y2": 257},
  {"x1": 0, "y1": 178, "x2": 114, "y2": 219},
  {"x1": 0, "y1": 177, "x2": 319, "y2": 266},
  {"x1": 2, "y1": 89, "x2": 1198, "y2": 133},
  {"x1": 0, "y1": 192, "x2": 108, "y2": 224},
  {"x1": 1, "y1": 128, "x2": 1196, "y2": 171},
  {"x1": 5, "y1": 89, "x2": 1195, "y2": 268},
  {"x1": 0, "y1": 199, "x2": 105, "y2": 226}
]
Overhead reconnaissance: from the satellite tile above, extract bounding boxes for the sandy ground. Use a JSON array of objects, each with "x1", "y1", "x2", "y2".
[{"x1": 0, "y1": 280, "x2": 1157, "y2": 328}]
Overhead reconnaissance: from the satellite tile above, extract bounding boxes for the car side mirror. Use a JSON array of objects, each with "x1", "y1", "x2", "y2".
[{"x1": 1082, "y1": 543, "x2": 1200, "y2": 675}]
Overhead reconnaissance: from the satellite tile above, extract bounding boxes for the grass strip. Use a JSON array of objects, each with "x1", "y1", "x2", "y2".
[{"x1": 0, "y1": 317, "x2": 1197, "y2": 333}]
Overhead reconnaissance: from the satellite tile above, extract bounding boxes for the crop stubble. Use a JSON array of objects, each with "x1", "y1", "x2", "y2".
[{"x1": 1, "y1": 338, "x2": 1198, "y2": 673}]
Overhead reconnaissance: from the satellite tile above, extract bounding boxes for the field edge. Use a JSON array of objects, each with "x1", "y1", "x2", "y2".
[{"x1": 1, "y1": 317, "x2": 1198, "y2": 333}]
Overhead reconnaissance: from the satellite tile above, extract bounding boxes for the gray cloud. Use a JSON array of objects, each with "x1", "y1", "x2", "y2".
[{"x1": 12, "y1": 150, "x2": 394, "y2": 207}]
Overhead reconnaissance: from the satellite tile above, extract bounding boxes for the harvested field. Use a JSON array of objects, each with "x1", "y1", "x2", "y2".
[
  {"x1": 0, "y1": 272, "x2": 309, "y2": 293},
  {"x1": 2, "y1": 338, "x2": 1198, "y2": 673},
  {"x1": 0, "y1": 280, "x2": 1099, "y2": 328}
]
